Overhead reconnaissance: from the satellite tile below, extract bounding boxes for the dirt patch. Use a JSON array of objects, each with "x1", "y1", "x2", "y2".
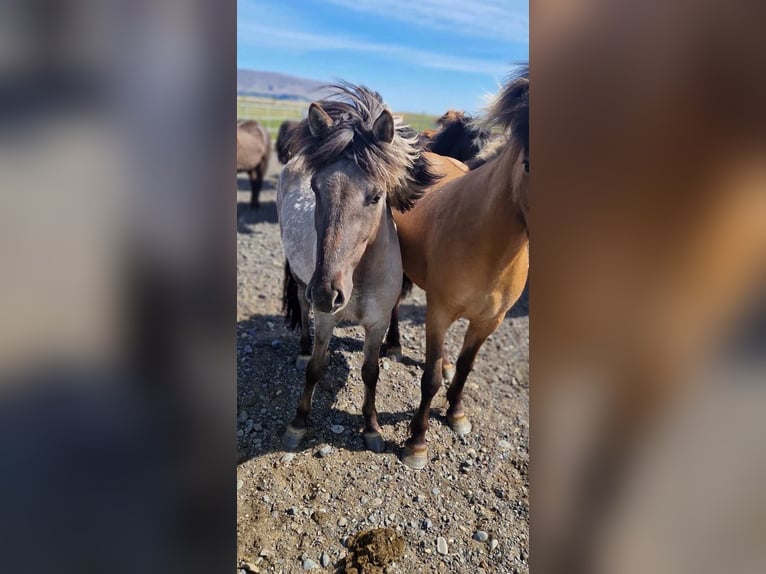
[{"x1": 343, "y1": 528, "x2": 406, "y2": 574}]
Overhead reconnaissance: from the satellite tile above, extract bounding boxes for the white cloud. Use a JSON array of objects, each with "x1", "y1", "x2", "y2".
[
  {"x1": 317, "y1": 0, "x2": 528, "y2": 44},
  {"x1": 237, "y1": 22, "x2": 511, "y2": 76}
]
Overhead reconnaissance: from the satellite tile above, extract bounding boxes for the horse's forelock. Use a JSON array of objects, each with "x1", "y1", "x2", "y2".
[{"x1": 288, "y1": 83, "x2": 439, "y2": 211}]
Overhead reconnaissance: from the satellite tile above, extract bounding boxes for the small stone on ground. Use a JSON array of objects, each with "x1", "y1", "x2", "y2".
[{"x1": 437, "y1": 536, "x2": 448, "y2": 555}]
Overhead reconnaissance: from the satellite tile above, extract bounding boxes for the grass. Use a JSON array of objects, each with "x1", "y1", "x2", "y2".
[{"x1": 237, "y1": 96, "x2": 438, "y2": 135}]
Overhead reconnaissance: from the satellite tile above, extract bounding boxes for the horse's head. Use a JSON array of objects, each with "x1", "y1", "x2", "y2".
[
  {"x1": 304, "y1": 103, "x2": 395, "y2": 313},
  {"x1": 291, "y1": 84, "x2": 439, "y2": 314},
  {"x1": 437, "y1": 109, "x2": 465, "y2": 127}
]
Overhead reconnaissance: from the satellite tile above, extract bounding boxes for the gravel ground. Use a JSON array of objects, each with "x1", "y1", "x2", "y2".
[{"x1": 237, "y1": 151, "x2": 529, "y2": 574}]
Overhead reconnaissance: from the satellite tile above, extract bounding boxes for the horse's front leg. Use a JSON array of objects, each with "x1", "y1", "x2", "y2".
[
  {"x1": 249, "y1": 164, "x2": 264, "y2": 210},
  {"x1": 401, "y1": 303, "x2": 451, "y2": 470},
  {"x1": 283, "y1": 312, "x2": 335, "y2": 450},
  {"x1": 361, "y1": 320, "x2": 389, "y2": 453},
  {"x1": 445, "y1": 318, "x2": 501, "y2": 436}
]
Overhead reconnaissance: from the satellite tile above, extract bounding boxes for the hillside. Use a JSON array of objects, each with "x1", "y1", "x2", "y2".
[{"x1": 237, "y1": 69, "x2": 333, "y2": 101}]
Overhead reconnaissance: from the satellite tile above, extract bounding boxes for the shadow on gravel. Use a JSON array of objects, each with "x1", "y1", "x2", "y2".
[
  {"x1": 237, "y1": 314, "x2": 417, "y2": 466},
  {"x1": 236, "y1": 199, "x2": 278, "y2": 229},
  {"x1": 236, "y1": 177, "x2": 251, "y2": 192},
  {"x1": 236, "y1": 176, "x2": 279, "y2": 230},
  {"x1": 507, "y1": 280, "x2": 529, "y2": 318}
]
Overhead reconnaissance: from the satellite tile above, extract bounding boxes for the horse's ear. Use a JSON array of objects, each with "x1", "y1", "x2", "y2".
[
  {"x1": 372, "y1": 109, "x2": 395, "y2": 144},
  {"x1": 308, "y1": 103, "x2": 333, "y2": 137}
]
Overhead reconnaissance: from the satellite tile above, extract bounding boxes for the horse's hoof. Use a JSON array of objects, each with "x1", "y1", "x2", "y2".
[
  {"x1": 295, "y1": 355, "x2": 311, "y2": 371},
  {"x1": 447, "y1": 414, "x2": 472, "y2": 436},
  {"x1": 282, "y1": 425, "x2": 306, "y2": 451},
  {"x1": 363, "y1": 431, "x2": 385, "y2": 453},
  {"x1": 400, "y1": 444, "x2": 428, "y2": 470},
  {"x1": 442, "y1": 363, "x2": 456, "y2": 384},
  {"x1": 386, "y1": 346, "x2": 403, "y2": 362}
]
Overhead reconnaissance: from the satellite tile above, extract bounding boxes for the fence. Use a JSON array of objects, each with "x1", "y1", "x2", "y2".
[{"x1": 237, "y1": 96, "x2": 438, "y2": 136}]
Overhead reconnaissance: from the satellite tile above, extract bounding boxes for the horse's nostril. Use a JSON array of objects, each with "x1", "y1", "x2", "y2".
[{"x1": 333, "y1": 289, "x2": 345, "y2": 309}]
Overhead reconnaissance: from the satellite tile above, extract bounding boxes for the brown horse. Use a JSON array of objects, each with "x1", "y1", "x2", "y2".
[
  {"x1": 236, "y1": 119, "x2": 271, "y2": 209},
  {"x1": 393, "y1": 67, "x2": 530, "y2": 470},
  {"x1": 277, "y1": 83, "x2": 439, "y2": 453},
  {"x1": 421, "y1": 109, "x2": 493, "y2": 164},
  {"x1": 416, "y1": 128, "x2": 438, "y2": 148},
  {"x1": 276, "y1": 120, "x2": 300, "y2": 164}
]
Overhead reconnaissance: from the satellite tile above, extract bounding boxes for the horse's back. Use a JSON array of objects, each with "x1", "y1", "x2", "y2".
[
  {"x1": 236, "y1": 120, "x2": 270, "y2": 170},
  {"x1": 276, "y1": 159, "x2": 316, "y2": 285}
]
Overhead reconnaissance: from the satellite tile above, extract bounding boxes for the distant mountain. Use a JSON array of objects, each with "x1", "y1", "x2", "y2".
[{"x1": 237, "y1": 69, "x2": 333, "y2": 101}]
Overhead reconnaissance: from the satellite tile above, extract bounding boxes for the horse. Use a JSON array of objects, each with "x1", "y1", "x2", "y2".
[
  {"x1": 391, "y1": 67, "x2": 530, "y2": 470},
  {"x1": 416, "y1": 128, "x2": 438, "y2": 148},
  {"x1": 236, "y1": 119, "x2": 271, "y2": 210},
  {"x1": 276, "y1": 120, "x2": 300, "y2": 164},
  {"x1": 421, "y1": 109, "x2": 493, "y2": 164},
  {"x1": 276, "y1": 83, "x2": 439, "y2": 453}
]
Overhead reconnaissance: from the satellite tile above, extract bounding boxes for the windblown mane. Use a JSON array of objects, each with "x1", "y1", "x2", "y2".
[
  {"x1": 484, "y1": 65, "x2": 529, "y2": 154},
  {"x1": 288, "y1": 82, "x2": 440, "y2": 211},
  {"x1": 464, "y1": 133, "x2": 509, "y2": 170},
  {"x1": 425, "y1": 110, "x2": 492, "y2": 163},
  {"x1": 276, "y1": 120, "x2": 299, "y2": 164},
  {"x1": 467, "y1": 66, "x2": 529, "y2": 170}
]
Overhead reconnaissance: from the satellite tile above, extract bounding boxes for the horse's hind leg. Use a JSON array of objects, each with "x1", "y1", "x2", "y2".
[
  {"x1": 295, "y1": 284, "x2": 312, "y2": 370},
  {"x1": 361, "y1": 320, "x2": 389, "y2": 453},
  {"x1": 442, "y1": 348, "x2": 456, "y2": 384},
  {"x1": 283, "y1": 313, "x2": 335, "y2": 451},
  {"x1": 384, "y1": 275, "x2": 411, "y2": 361},
  {"x1": 401, "y1": 305, "x2": 451, "y2": 470},
  {"x1": 384, "y1": 302, "x2": 403, "y2": 361},
  {"x1": 445, "y1": 318, "x2": 501, "y2": 436}
]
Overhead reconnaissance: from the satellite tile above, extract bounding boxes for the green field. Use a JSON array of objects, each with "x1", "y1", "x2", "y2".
[{"x1": 237, "y1": 96, "x2": 438, "y2": 135}]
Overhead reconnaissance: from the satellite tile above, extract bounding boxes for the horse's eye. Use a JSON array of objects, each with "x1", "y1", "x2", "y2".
[
  {"x1": 369, "y1": 193, "x2": 382, "y2": 205},
  {"x1": 523, "y1": 159, "x2": 530, "y2": 173}
]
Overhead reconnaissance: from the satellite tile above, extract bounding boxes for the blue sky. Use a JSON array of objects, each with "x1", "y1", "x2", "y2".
[{"x1": 237, "y1": 0, "x2": 528, "y2": 115}]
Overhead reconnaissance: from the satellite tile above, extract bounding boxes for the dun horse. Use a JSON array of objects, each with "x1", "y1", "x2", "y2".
[
  {"x1": 236, "y1": 119, "x2": 271, "y2": 210},
  {"x1": 393, "y1": 68, "x2": 530, "y2": 469},
  {"x1": 277, "y1": 83, "x2": 438, "y2": 452}
]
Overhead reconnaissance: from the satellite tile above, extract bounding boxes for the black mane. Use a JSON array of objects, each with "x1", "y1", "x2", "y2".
[
  {"x1": 425, "y1": 114, "x2": 492, "y2": 163},
  {"x1": 486, "y1": 65, "x2": 529, "y2": 155}
]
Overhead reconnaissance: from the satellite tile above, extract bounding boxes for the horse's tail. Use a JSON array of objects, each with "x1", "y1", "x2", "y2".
[
  {"x1": 400, "y1": 274, "x2": 413, "y2": 301},
  {"x1": 282, "y1": 260, "x2": 302, "y2": 331}
]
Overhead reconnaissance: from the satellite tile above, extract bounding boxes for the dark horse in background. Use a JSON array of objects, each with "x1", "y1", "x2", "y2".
[
  {"x1": 236, "y1": 119, "x2": 271, "y2": 210},
  {"x1": 420, "y1": 109, "x2": 496, "y2": 166}
]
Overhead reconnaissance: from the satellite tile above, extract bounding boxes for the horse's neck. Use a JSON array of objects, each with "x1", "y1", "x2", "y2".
[
  {"x1": 462, "y1": 149, "x2": 527, "y2": 275},
  {"x1": 485, "y1": 147, "x2": 526, "y2": 229}
]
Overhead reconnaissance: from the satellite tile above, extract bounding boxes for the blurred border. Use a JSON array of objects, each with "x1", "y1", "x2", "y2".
[
  {"x1": 532, "y1": 1, "x2": 766, "y2": 572},
  {"x1": 0, "y1": 1, "x2": 236, "y2": 573}
]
